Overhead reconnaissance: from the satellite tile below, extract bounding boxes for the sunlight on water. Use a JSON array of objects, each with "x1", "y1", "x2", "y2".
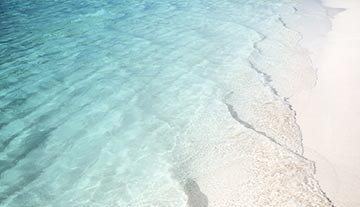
[{"x1": 0, "y1": 0, "x2": 332, "y2": 206}]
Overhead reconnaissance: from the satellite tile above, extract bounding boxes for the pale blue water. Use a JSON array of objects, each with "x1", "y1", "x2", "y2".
[{"x1": 0, "y1": 0, "x2": 332, "y2": 206}]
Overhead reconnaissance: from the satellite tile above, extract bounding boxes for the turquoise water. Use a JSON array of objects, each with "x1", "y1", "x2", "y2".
[{"x1": 1, "y1": 0, "x2": 333, "y2": 206}]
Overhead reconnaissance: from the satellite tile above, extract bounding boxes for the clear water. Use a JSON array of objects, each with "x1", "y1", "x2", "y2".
[{"x1": 0, "y1": 0, "x2": 332, "y2": 206}]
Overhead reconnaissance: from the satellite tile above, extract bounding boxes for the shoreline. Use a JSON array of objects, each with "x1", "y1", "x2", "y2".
[{"x1": 291, "y1": 0, "x2": 360, "y2": 206}]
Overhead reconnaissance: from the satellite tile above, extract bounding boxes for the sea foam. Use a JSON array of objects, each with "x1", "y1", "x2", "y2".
[{"x1": 0, "y1": 0, "x2": 333, "y2": 206}]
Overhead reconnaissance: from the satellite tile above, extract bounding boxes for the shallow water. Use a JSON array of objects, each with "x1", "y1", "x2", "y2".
[{"x1": 1, "y1": 0, "x2": 332, "y2": 206}]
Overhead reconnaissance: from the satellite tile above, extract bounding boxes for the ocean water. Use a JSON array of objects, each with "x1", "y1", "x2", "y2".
[{"x1": 0, "y1": 0, "x2": 333, "y2": 206}]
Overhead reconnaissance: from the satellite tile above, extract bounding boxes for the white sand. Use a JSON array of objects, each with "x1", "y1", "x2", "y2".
[{"x1": 291, "y1": 0, "x2": 360, "y2": 206}]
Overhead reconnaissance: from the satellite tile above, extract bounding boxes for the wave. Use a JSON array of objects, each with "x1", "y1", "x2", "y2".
[{"x1": 0, "y1": 0, "x2": 334, "y2": 206}]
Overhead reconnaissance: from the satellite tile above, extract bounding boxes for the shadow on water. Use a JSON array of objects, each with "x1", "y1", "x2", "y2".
[{"x1": 184, "y1": 179, "x2": 208, "y2": 207}]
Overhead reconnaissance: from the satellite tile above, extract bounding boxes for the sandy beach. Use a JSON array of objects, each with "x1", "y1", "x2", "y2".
[
  {"x1": 291, "y1": 0, "x2": 360, "y2": 206},
  {"x1": 1, "y1": 0, "x2": 358, "y2": 206}
]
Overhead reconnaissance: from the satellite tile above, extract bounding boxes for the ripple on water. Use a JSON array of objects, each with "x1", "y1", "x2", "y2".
[{"x1": 0, "y1": 0, "x2": 333, "y2": 206}]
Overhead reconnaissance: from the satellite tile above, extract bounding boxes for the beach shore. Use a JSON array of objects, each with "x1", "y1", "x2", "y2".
[{"x1": 291, "y1": 0, "x2": 360, "y2": 206}]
